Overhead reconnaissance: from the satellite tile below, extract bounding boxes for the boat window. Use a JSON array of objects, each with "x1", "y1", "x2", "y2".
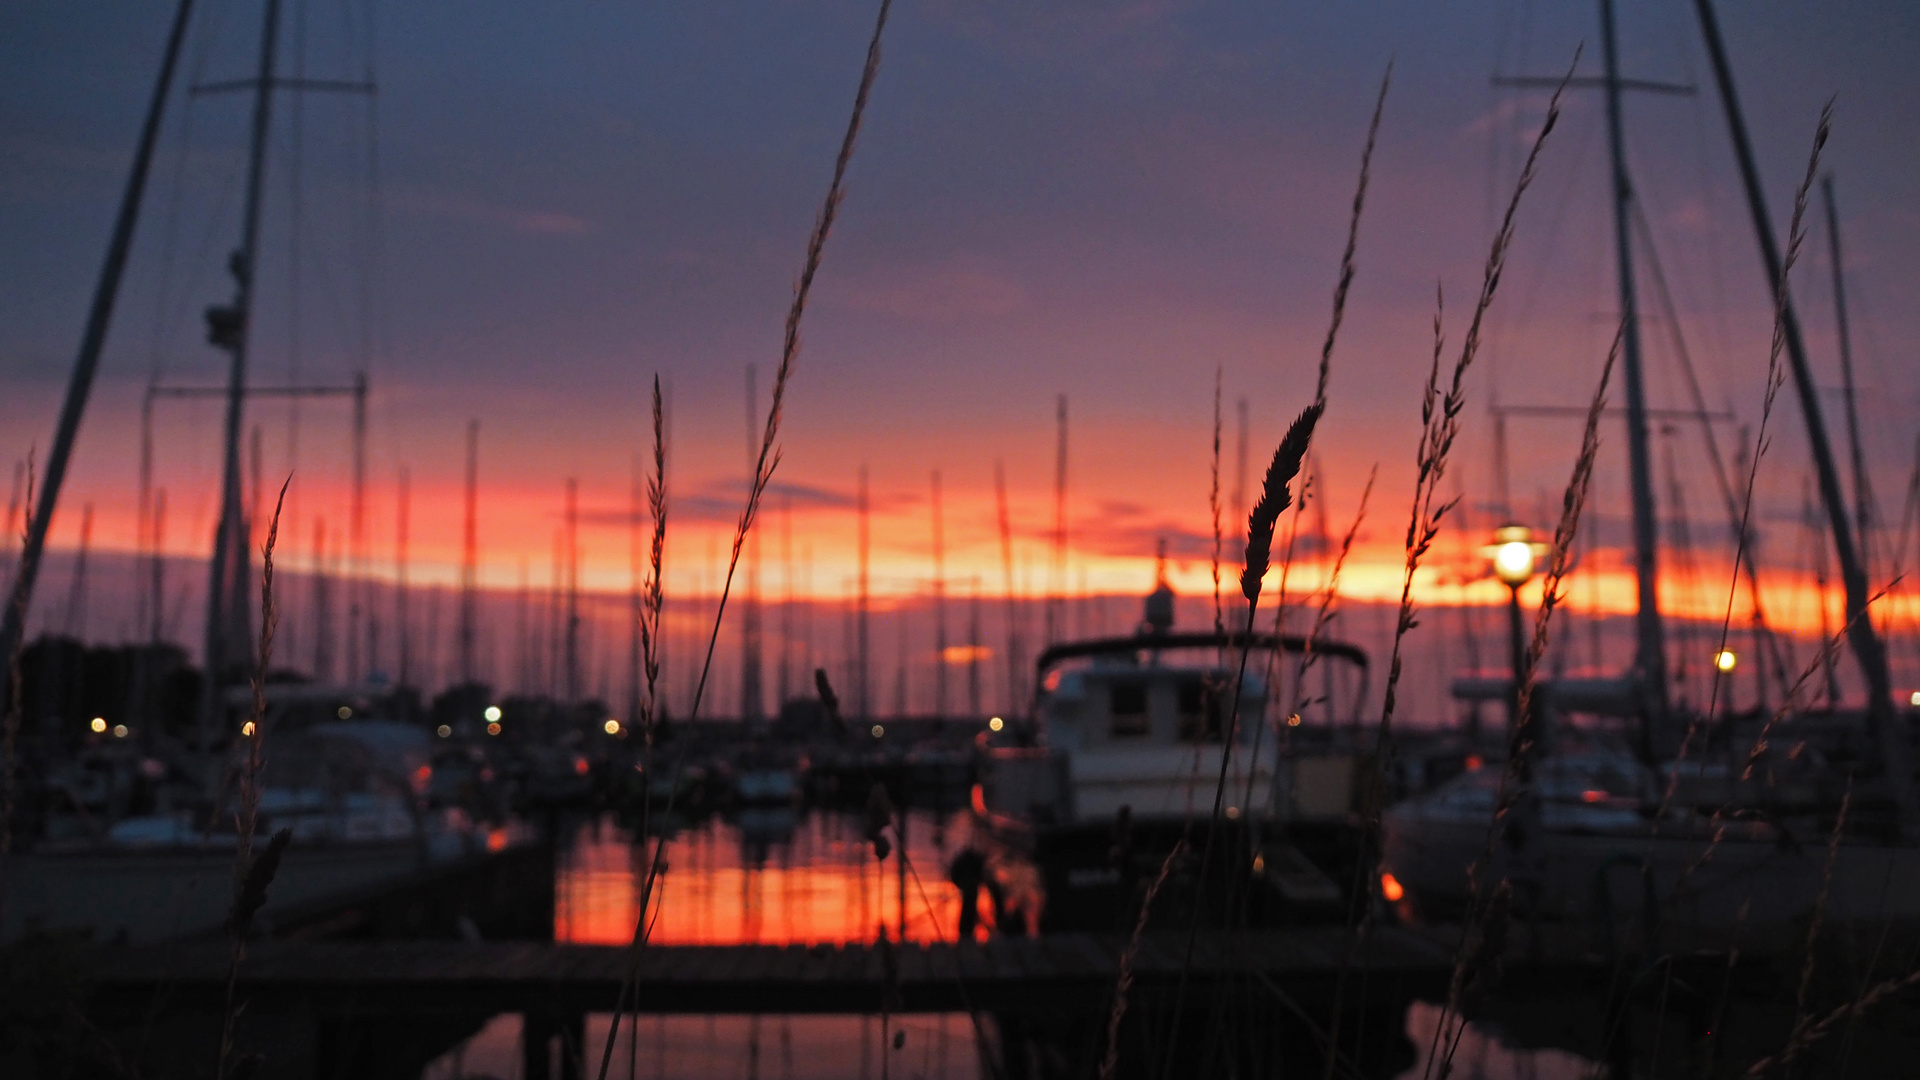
[
  {"x1": 1176, "y1": 678, "x2": 1223, "y2": 742},
  {"x1": 1109, "y1": 680, "x2": 1149, "y2": 736}
]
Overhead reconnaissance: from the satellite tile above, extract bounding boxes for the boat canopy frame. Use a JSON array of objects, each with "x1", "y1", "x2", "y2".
[{"x1": 1032, "y1": 631, "x2": 1372, "y2": 727}]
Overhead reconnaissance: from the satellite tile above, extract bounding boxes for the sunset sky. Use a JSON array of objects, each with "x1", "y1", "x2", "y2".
[{"x1": 3, "y1": 1, "x2": 1919, "y2": 704}]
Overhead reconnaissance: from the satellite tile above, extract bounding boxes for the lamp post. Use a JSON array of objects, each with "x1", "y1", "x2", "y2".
[{"x1": 1488, "y1": 524, "x2": 1547, "y2": 741}]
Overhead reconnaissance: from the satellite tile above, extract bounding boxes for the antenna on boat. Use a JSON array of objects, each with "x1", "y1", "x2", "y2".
[
  {"x1": 347, "y1": 372, "x2": 367, "y2": 683},
  {"x1": 968, "y1": 575, "x2": 983, "y2": 719},
  {"x1": 780, "y1": 494, "x2": 794, "y2": 709},
  {"x1": 1692, "y1": 0, "x2": 1915, "y2": 824},
  {"x1": 629, "y1": 452, "x2": 644, "y2": 728}
]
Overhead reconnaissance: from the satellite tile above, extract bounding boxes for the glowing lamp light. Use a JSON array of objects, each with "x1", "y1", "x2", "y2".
[
  {"x1": 1912, "y1": 691, "x2": 1920, "y2": 708},
  {"x1": 603, "y1": 718, "x2": 622, "y2": 736},
  {"x1": 113, "y1": 724, "x2": 128, "y2": 739},
  {"x1": 1285, "y1": 713, "x2": 1302, "y2": 728},
  {"x1": 89, "y1": 717, "x2": 107, "y2": 733},
  {"x1": 241, "y1": 721, "x2": 256, "y2": 737},
  {"x1": 987, "y1": 716, "x2": 1004, "y2": 732},
  {"x1": 487, "y1": 721, "x2": 502, "y2": 736},
  {"x1": 871, "y1": 724, "x2": 885, "y2": 739},
  {"x1": 484, "y1": 705, "x2": 503, "y2": 723},
  {"x1": 1715, "y1": 650, "x2": 1738, "y2": 673},
  {"x1": 1380, "y1": 871, "x2": 1406, "y2": 903},
  {"x1": 436, "y1": 724, "x2": 452, "y2": 738},
  {"x1": 1485, "y1": 524, "x2": 1546, "y2": 588},
  {"x1": 336, "y1": 705, "x2": 353, "y2": 719}
]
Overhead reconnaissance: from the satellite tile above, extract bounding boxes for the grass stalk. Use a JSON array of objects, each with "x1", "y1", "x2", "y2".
[
  {"x1": 595, "y1": 5, "x2": 893, "y2": 1074},
  {"x1": 217, "y1": 475, "x2": 289, "y2": 1080},
  {"x1": 1159, "y1": 402, "x2": 1320, "y2": 1078},
  {"x1": 2, "y1": 455, "x2": 31, "y2": 864},
  {"x1": 1101, "y1": 839, "x2": 1185, "y2": 1080},
  {"x1": 1426, "y1": 325, "x2": 1616, "y2": 1080}
]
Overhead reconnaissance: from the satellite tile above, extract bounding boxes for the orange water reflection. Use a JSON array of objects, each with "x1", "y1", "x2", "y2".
[{"x1": 555, "y1": 809, "x2": 973, "y2": 946}]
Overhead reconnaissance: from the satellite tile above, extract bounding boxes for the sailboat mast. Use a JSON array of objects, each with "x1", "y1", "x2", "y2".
[
  {"x1": 459, "y1": 419, "x2": 479, "y2": 686},
  {"x1": 1691, "y1": 0, "x2": 1914, "y2": 824},
  {"x1": 1821, "y1": 176, "x2": 1873, "y2": 577},
  {"x1": 932, "y1": 469, "x2": 947, "y2": 720},
  {"x1": 0, "y1": 0, "x2": 194, "y2": 694},
  {"x1": 1600, "y1": 0, "x2": 1669, "y2": 742},
  {"x1": 200, "y1": 0, "x2": 284, "y2": 751}
]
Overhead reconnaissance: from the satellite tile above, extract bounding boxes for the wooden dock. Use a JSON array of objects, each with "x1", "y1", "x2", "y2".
[{"x1": 80, "y1": 924, "x2": 1612, "y2": 1019}]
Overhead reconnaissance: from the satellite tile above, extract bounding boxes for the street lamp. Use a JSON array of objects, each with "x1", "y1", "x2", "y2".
[{"x1": 1484, "y1": 524, "x2": 1549, "y2": 740}]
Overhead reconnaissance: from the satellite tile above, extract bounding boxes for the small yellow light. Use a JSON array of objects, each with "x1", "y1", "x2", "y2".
[
  {"x1": 484, "y1": 705, "x2": 503, "y2": 723},
  {"x1": 871, "y1": 724, "x2": 885, "y2": 739},
  {"x1": 337, "y1": 705, "x2": 353, "y2": 719},
  {"x1": 604, "y1": 718, "x2": 621, "y2": 735},
  {"x1": 436, "y1": 724, "x2": 451, "y2": 738},
  {"x1": 113, "y1": 724, "x2": 128, "y2": 738},
  {"x1": 988, "y1": 717, "x2": 1004, "y2": 732},
  {"x1": 90, "y1": 717, "x2": 107, "y2": 733},
  {"x1": 241, "y1": 721, "x2": 256, "y2": 737},
  {"x1": 1285, "y1": 713, "x2": 1302, "y2": 727},
  {"x1": 1911, "y1": 691, "x2": 1920, "y2": 708},
  {"x1": 487, "y1": 721, "x2": 502, "y2": 736},
  {"x1": 1715, "y1": 650, "x2": 1738, "y2": 673},
  {"x1": 1252, "y1": 853, "x2": 1266, "y2": 874}
]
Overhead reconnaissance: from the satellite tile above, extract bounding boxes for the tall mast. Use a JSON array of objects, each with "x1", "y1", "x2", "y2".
[
  {"x1": 931, "y1": 468, "x2": 947, "y2": 720},
  {"x1": 967, "y1": 575, "x2": 982, "y2": 719},
  {"x1": 459, "y1": 419, "x2": 478, "y2": 686},
  {"x1": 396, "y1": 466, "x2": 411, "y2": 688},
  {"x1": 1600, "y1": 0, "x2": 1669, "y2": 742},
  {"x1": 1821, "y1": 176, "x2": 1874, "y2": 579},
  {"x1": 994, "y1": 460, "x2": 1021, "y2": 714},
  {"x1": 64, "y1": 504, "x2": 93, "y2": 639},
  {"x1": 0, "y1": 0, "x2": 195, "y2": 680},
  {"x1": 347, "y1": 371, "x2": 367, "y2": 682},
  {"x1": 565, "y1": 478, "x2": 579, "y2": 706},
  {"x1": 628, "y1": 452, "x2": 643, "y2": 727},
  {"x1": 199, "y1": 0, "x2": 284, "y2": 749},
  {"x1": 1692, "y1": 0, "x2": 1914, "y2": 825},
  {"x1": 857, "y1": 465, "x2": 870, "y2": 722},
  {"x1": 1049, "y1": 395, "x2": 1068, "y2": 647}
]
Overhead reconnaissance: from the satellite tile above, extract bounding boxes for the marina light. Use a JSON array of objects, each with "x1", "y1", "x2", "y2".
[
  {"x1": 241, "y1": 721, "x2": 256, "y2": 737},
  {"x1": 90, "y1": 717, "x2": 106, "y2": 733},
  {"x1": 436, "y1": 724, "x2": 451, "y2": 738},
  {"x1": 1486, "y1": 524, "x2": 1545, "y2": 588},
  {"x1": 604, "y1": 718, "x2": 622, "y2": 735},
  {"x1": 988, "y1": 716, "x2": 1004, "y2": 732},
  {"x1": 1285, "y1": 713, "x2": 1302, "y2": 727},
  {"x1": 1715, "y1": 650, "x2": 1738, "y2": 673},
  {"x1": 484, "y1": 705, "x2": 503, "y2": 723},
  {"x1": 1380, "y1": 872, "x2": 1406, "y2": 903},
  {"x1": 113, "y1": 724, "x2": 128, "y2": 738},
  {"x1": 1912, "y1": 691, "x2": 1920, "y2": 708},
  {"x1": 871, "y1": 724, "x2": 885, "y2": 739},
  {"x1": 337, "y1": 705, "x2": 353, "y2": 719},
  {"x1": 487, "y1": 721, "x2": 502, "y2": 736}
]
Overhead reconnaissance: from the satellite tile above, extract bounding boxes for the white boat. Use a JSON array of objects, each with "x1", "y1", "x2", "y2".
[{"x1": 976, "y1": 581, "x2": 1369, "y2": 930}]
